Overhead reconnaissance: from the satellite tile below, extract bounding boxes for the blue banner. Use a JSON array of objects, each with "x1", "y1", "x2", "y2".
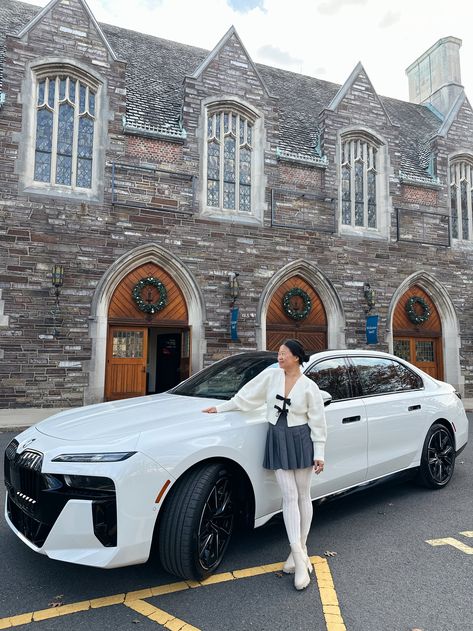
[
  {"x1": 230, "y1": 306, "x2": 239, "y2": 341},
  {"x1": 366, "y1": 315, "x2": 378, "y2": 345}
]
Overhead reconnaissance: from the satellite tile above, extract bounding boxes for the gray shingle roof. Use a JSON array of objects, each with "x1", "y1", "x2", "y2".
[{"x1": 0, "y1": 0, "x2": 443, "y2": 181}]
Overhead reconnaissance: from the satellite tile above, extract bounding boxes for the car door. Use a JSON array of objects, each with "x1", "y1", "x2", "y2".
[
  {"x1": 304, "y1": 356, "x2": 368, "y2": 498},
  {"x1": 349, "y1": 355, "x2": 425, "y2": 480}
]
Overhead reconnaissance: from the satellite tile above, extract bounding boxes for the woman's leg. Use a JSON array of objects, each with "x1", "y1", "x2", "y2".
[
  {"x1": 294, "y1": 467, "x2": 314, "y2": 549},
  {"x1": 274, "y1": 469, "x2": 300, "y2": 544},
  {"x1": 275, "y1": 469, "x2": 310, "y2": 589}
]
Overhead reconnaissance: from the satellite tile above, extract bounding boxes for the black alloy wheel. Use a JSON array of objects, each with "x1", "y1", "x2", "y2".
[
  {"x1": 197, "y1": 475, "x2": 234, "y2": 572},
  {"x1": 158, "y1": 462, "x2": 236, "y2": 580},
  {"x1": 418, "y1": 423, "x2": 456, "y2": 488}
]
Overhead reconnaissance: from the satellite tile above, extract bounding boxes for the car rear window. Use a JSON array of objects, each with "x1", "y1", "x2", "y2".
[{"x1": 352, "y1": 356, "x2": 423, "y2": 395}]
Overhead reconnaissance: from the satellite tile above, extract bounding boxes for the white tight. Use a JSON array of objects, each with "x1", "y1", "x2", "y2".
[{"x1": 274, "y1": 467, "x2": 313, "y2": 545}]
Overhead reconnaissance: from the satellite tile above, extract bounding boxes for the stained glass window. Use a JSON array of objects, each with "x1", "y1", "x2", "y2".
[
  {"x1": 206, "y1": 109, "x2": 253, "y2": 212},
  {"x1": 33, "y1": 73, "x2": 97, "y2": 190},
  {"x1": 341, "y1": 137, "x2": 378, "y2": 229},
  {"x1": 450, "y1": 160, "x2": 473, "y2": 240}
]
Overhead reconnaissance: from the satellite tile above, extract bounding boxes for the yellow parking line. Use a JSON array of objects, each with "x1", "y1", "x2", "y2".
[
  {"x1": 426, "y1": 537, "x2": 473, "y2": 554},
  {"x1": 313, "y1": 557, "x2": 347, "y2": 631},
  {"x1": 0, "y1": 556, "x2": 345, "y2": 630},
  {"x1": 125, "y1": 599, "x2": 200, "y2": 630},
  {"x1": 459, "y1": 531, "x2": 473, "y2": 538}
]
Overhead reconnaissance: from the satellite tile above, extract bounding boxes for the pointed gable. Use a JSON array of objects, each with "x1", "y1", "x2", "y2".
[
  {"x1": 15, "y1": 0, "x2": 121, "y2": 63},
  {"x1": 436, "y1": 91, "x2": 473, "y2": 139},
  {"x1": 327, "y1": 62, "x2": 395, "y2": 127},
  {"x1": 189, "y1": 26, "x2": 274, "y2": 98}
]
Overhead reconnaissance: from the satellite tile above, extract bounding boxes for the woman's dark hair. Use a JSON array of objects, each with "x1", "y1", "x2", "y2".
[{"x1": 283, "y1": 339, "x2": 310, "y2": 365}]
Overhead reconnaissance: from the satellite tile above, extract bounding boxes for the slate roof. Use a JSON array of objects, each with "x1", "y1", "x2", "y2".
[{"x1": 0, "y1": 0, "x2": 444, "y2": 181}]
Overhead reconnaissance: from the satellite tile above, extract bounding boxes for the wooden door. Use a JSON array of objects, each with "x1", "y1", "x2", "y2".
[
  {"x1": 266, "y1": 275, "x2": 327, "y2": 353},
  {"x1": 105, "y1": 326, "x2": 148, "y2": 400},
  {"x1": 392, "y1": 285, "x2": 443, "y2": 380}
]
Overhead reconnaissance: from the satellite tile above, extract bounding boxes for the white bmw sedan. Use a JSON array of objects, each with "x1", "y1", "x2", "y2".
[{"x1": 4, "y1": 350, "x2": 468, "y2": 580}]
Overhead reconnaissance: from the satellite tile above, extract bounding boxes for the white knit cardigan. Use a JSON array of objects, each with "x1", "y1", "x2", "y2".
[{"x1": 215, "y1": 368, "x2": 327, "y2": 461}]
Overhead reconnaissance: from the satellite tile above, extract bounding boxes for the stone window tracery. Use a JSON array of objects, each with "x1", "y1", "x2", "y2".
[
  {"x1": 34, "y1": 74, "x2": 97, "y2": 190},
  {"x1": 450, "y1": 159, "x2": 473, "y2": 241}
]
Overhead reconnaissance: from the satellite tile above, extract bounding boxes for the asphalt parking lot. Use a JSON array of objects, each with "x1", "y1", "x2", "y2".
[{"x1": 1, "y1": 416, "x2": 471, "y2": 631}]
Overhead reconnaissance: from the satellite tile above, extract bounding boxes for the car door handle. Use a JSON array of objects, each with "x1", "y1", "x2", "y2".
[
  {"x1": 408, "y1": 405, "x2": 421, "y2": 411},
  {"x1": 342, "y1": 415, "x2": 361, "y2": 424}
]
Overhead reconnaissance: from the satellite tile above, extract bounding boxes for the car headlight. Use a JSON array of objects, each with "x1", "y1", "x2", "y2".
[{"x1": 51, "y1": 452, "x2": 136, "y2": 463}]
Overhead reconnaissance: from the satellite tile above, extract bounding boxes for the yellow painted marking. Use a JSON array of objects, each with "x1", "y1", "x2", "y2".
[
  {"x1": 0, "y1": 556, "x2": 345, "y2": 631},
  {"x1": 459, "y1": 531, "x2": 473, "y2": 538},
  {"x1": 426, "y1": 537, "x2": 473, "y2": 554},
  {"x1": 313, "y1": 557, "x2": 347, "y2": 631},
  {"x1": 125, "y1": 599, "x2": 200, "y2": 631}
]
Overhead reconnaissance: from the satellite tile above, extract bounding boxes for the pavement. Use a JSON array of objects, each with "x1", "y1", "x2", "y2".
[{"x1": 0, "y1": 399, "x2": 472, "y2": 431}]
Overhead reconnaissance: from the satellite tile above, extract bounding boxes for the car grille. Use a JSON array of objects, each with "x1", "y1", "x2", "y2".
[{"x1": 4, "y1": 439, "x2": 118, "y2": 548}]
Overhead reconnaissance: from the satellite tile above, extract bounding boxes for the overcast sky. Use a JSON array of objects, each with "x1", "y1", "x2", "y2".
[{"x1": 38, "y1": 0, "x2": 473, "y2": 104}]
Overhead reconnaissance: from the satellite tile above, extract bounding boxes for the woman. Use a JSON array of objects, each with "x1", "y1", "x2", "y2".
[{"x1": 203, "y1": 339, "x2": 327, "y2": 590}]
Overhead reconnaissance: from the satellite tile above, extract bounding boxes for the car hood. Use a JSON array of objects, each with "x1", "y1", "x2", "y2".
[{"x1": 35, "y1": 393, "x2": 222, "y2": 441}]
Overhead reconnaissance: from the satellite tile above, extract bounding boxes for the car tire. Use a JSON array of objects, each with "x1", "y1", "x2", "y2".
[
  {"x1": 158, "y1": 462, "x2": 235, "y2": 580},
  {"x1": 417, "y1": 423, "x2": 456, "y2": 489}
]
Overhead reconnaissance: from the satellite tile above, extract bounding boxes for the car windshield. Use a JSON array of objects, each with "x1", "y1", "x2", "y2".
[{"x1": 170, "y1": 353, "x2": 278, "y2": 400}]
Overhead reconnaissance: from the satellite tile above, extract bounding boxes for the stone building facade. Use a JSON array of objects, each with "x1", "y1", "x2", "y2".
[{"x1": 1, "y1": 0, "x2": 473, "y2": 408}]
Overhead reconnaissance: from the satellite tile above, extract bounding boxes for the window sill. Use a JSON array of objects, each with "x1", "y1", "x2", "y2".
[
  {"x1": 201, "y1": 208, "x2": 262, "y2": 226},
  {"x1": 339, "y1": 224, "x2": 388, "y2": 240},
  {"x1": 23, "y1": 184, "x2": 101, "y2": 204}
]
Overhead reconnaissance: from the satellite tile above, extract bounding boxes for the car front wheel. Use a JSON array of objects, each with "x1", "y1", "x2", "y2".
[
  {"x1": 158, "y1": 462, "x2": 235, "y2": 580},
  {"x1": 417, "y1": 423, "x2": 456, "y2": 489}
]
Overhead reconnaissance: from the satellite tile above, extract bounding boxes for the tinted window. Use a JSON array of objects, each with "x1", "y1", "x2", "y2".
[
  {"x1": 353, "y1": 357, "x2": 423, "y2": 396},
  {"x1": 170, "y1": 354, "x2": 278, "y2": 399},
  {"x1": 305, "y1": 358, "x2": 352, "y2": 401}
]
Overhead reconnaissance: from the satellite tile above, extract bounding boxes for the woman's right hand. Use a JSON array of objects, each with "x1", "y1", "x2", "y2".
[{"x1": 202, "y1": 406, "x2": 217, "y2": 413}]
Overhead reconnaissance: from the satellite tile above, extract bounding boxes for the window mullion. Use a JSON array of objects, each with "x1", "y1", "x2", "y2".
[
  {"x1": 350, "y1": 140, "x2": 355, "y2": 227},
  {"x1": 219, "y1": 115, "x2": 224, "y2": 209},
  {"x1": 71, "y1": 80, "x2": 79, "y2": 188},
  {"x1": 468, "y1": 165, "x2": 472, "y2": 241},
  {"x1": 456, "y1": 164, "x2": 462, "y2": 239},
  {"x1": 235, "y1": 115, "x2": 240, "y2": 212},
  {"x1": 50, "y1": 77, "x2": 59, "y2": 185}
]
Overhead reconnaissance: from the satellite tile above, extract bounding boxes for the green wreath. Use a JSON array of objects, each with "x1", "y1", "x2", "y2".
[
  {"x1": 405, "y1": 296, "x2": 431, "y2": 325},
  {"x1": 132, "y1": 277, "x2": 167, "y2": 314},
  {"x1": 282, "y1": 288, "x2": 312, "y2": 321}
]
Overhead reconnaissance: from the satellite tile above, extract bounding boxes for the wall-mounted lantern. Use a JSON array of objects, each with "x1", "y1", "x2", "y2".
[
  {"x1": 363, "y1": 282, "x2": 375, "y2": 312},
  {"x1": 229, "y1": 272, "x2": 240, "y2": 304},
  {"x1": 50, "y1": 264, "x2": 64, "y2": 337}
]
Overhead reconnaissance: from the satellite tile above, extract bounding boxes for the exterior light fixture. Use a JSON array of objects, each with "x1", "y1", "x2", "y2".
[
  {"x1": 229, "y1": 272, "x2": 240, "y2": 304},
  {"x1": 363, "y1": 282, "x2": 375, "y2": 312},
  {"x1": 50, "y1": 264, "x2": 64, "y2": 338}
]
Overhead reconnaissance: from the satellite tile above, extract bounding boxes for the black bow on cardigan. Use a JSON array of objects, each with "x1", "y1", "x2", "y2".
[{"x1": 274, "y1": 393, "x2": 291, "y2": 419}]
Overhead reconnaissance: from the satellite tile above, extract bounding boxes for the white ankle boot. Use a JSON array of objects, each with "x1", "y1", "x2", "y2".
[
  {"x1": 290, "y1": 542, "x2": 310, "y2": 590},
  {"x1": 283, "y1": 543, "x2": 312, "y2": 574}
]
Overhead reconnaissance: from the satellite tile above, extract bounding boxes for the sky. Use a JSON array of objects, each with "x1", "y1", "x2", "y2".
[{"x1": 36, "y1": 0, "x2": 473, "y2": 103}]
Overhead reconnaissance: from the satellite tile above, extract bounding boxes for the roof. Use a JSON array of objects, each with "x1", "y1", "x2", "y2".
[{"x1": 0, "y1": 0, "x2": 444, "y2": 181}]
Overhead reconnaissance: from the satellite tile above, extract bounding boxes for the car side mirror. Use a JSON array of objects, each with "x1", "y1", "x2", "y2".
[{"x1": 319, "y1": 390, "x2": 332, "y2": 407}]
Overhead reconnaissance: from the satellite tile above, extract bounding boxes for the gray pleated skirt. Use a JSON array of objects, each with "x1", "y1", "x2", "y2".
[{"x1": 263, "y1": 413, "x2": 314, "y2": 470}]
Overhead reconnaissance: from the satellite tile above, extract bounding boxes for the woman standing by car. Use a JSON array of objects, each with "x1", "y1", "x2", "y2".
[{"x1": 203, "y1": 339, "x2": 327, "y2": 590}]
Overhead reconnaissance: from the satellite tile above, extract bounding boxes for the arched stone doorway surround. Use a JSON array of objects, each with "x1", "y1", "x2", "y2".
[
  {"x1": 386, "y1": 272, "x2": 462, "y2": 393},
  {"x1": 84, "y1": 244, "x2": 206, "y2": 405},
  {"x1": 256, "y1": 260, "x2": 346, "y2": 352}
]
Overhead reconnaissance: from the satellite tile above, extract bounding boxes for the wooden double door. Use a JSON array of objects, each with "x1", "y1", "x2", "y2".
[
  {"x1": 392, "y1": 286, "x2": 443, "y2": 380},
  {"x1": 104, "y1": 261, "x2": 190, "y2": 401},
  {"x1": 105, "y1": 326, "x2": 190, "y2": 401},
  {"x1": 266, "y1": 275, "x2": 327, "y2": 353}
]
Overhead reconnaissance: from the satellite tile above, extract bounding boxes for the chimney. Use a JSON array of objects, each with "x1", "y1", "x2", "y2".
[{"x1": 406, "y1": 36, "x2": 463, "y2": 116}]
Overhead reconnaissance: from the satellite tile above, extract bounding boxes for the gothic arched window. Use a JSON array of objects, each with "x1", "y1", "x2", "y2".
[
  {"x1": 34, "y1": 74, "x2": 97, "y2": 190},
  {"x1": 341, "y1": 135, "x2": 379, "y2": 229},
  {"x1": 450, "y1": 158, "x2": 473, "y2": 241},
  {"x1": 206, "y1": 108, "x2": 254, "y2": 213}
]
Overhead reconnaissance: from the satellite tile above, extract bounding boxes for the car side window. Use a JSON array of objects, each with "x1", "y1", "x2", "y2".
[
  {"x1": 305, "y1": 358, "x2": 352, "y2": 401},
  {"x1": 352, "y1": 357, "x2": 423, "y2": 396}
]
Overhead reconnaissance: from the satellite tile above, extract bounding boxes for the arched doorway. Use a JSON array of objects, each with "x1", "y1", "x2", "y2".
[
  {"x1": 392, "y1": 285, "x2": 443, "y2": 379},
  {"x1": 266, "y1": 275, "x2": 327, "y2": 353},
  {"x1": 105, "y1": 262, "x2": 190, "y2": 400}
]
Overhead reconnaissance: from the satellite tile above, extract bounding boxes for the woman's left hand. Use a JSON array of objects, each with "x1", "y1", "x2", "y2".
[{"x1": 314, "y1": 460, "x2": 324, "y2": 474}]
